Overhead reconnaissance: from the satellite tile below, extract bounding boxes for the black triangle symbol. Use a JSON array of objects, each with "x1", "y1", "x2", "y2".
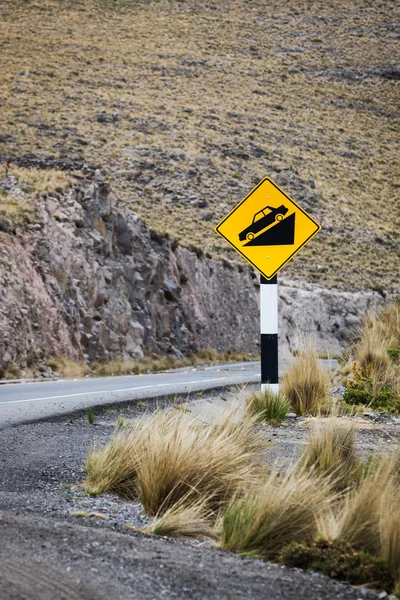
[{"x1": 243, "y1": 212, "x2": 295, "y2": 246}]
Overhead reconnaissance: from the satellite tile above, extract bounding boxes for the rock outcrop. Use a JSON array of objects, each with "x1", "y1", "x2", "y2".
[{"x1": 0, "y1": 177, "x2": 385, "y2": 372}]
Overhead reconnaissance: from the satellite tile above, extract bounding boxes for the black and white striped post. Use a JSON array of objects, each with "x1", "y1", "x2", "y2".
[{"x1": 260, "y1": 274, "x2": 279, "y2": 393}]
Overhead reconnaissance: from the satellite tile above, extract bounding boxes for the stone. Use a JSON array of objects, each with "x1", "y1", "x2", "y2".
[{"x1": 0, "y1": 218, "x2": 12, "y2": 234}]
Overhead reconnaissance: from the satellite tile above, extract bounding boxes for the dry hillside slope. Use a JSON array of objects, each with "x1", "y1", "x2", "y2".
[{"x1": 0, "y1": 0, "x2": 399, "y2": 292}]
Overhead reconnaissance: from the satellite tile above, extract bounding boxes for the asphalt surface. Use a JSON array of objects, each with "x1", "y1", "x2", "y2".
[
  {"x1": 0, "y1": 360, "x2": 337, "y2": 428},
  {"x1": 0, "y1": 361, "x2": 261, "y2": 427}
]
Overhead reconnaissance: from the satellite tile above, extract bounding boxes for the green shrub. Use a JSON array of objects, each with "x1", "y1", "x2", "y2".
[
  {"x1": 388, "y1": 346, "x2": 400, "y2": 362},
  {"x1": 279, "y1": 538, "x2": 394, "y2": 592},
  {"x1": 343, "y1": 386, "x2": 400, "y2": 413},
  {"x1": 373, "y1": 388, "x2": 400, "y2": 412},
  {"x1": 343, "y1": 388, "x2": 372, "y2": 406}
]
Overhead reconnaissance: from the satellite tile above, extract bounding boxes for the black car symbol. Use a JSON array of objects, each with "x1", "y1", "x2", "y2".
[{"x1": 239, "y1": 204, "x2": 289, "y2": 242}]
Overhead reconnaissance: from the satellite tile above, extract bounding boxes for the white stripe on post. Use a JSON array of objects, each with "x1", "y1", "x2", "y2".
[
  {"x1": 260, "y1": 281, "x2": 278, "y2": 334},
  {"x1": 260, "y1": 274, "x2": 279, "y2": 394}
]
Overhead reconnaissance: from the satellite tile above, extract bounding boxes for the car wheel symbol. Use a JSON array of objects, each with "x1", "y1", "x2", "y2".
[
  {"x1": 276, "y1": 213, "x2": 284, "y2": 221},
  {"x1": 246, "y1": 232, "x2": 255, "y2": 241}
]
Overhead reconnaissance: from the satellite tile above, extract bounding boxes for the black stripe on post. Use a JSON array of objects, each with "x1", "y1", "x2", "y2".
[
  {"x1": 261, "y1": 333, "x2": 279, "y2": 385},
  {"x1": 260, "y1": 274, "x2": 277, "y2": 285}
]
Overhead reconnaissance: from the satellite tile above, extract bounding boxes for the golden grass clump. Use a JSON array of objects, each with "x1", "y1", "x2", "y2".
[
  {"x1": 357, "y1": 328, "x2": 393, "y2": 382},
  {"x1": 379, "y1": 483, "x2": 400, "y2": 585},
  {"x1": 85, "y1": 408, "x2": 266, "y2": 515},
  {"x1": 220, "y1": 469, "x2": 333, "y2": 560},
  {"x1": 0, "y1": 166, "x2": 75, "y2": 226},
  {"x1": 47, "y1": 356, "x2": 89, "y2": 379},
  {"x1": 281, "y1": 343, "x2": 333, "y2": 415},
  {"x1": 147, "y1": 495, "x2": 216, "y2": 540},
  {"x1": 85, "y1": 411, "x2": 172, "y2": 498},
  {"x1": 136, "y1": 410, "x2": 265, "y2": 515},
  {"x1": 355, "y1": 304, "x2": 400, "y2": 392},
  {"x1": 299, "y1": 418, "x2": 361, "y2": 491},
  {"x1": 318, "y1": 449, "x2": 400, "y2": 557},
  {"x1": 7, "y1": 166, "x2": 75, "y2": 196}
]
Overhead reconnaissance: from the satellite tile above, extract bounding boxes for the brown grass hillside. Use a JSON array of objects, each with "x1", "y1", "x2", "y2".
[{"x1": 0, "y1": 0, "x2": 399, "y2": 292}]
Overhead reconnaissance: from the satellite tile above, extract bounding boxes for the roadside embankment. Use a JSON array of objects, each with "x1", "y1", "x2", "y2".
[{"x1": 0, "y1": 176, "x2": 384, "y2": 375}]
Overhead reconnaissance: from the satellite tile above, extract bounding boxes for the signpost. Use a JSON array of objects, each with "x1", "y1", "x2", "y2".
[{"x1": 214, "y1": 177, "x2": 321, "y2": 393}]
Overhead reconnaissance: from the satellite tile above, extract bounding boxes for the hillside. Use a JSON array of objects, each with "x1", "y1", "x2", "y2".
[{"x1": 0, "y1": 0, "x2": 399, "y2": 293}]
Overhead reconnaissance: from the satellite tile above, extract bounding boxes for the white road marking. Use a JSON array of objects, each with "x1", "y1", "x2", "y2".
[{"x1": 0, "y1": 376, "x2": 260, "y2": 406}]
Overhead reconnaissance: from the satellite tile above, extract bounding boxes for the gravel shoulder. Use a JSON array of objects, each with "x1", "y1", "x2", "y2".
[{"x1": 1, "y1": 389, "x2": 399, "y2": 600}]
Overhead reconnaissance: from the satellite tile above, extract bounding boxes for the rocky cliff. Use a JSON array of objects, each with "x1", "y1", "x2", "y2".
[{"x1": 0, "y1": 176, "x2": 385, "y2": 373}]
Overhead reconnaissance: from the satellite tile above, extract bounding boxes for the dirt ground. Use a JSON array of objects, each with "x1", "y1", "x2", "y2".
[{"x1": 0, "y1": 389, "x2": 399, "y2": 600}]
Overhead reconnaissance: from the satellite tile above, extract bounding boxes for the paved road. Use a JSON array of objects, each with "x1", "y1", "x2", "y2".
[
  {"x1": 0, "y1": 359, "x2": 337, "y2": 428},
  {"x1": 0, "y1": 361, "x2": 261, "y2": 427}
]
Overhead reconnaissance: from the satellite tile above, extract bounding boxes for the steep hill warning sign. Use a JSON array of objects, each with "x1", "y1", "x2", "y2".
[{"x1": 214, "y1": 177, "x2": 321, "y2": 280}]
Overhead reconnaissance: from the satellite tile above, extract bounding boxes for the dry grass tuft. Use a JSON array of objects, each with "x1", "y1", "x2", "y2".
[
  {"x1": 379, "y1": 483, "x2": 400, "y2": 584},
  {"x1": 246, "y1": 388, "x2": 292, "y2": 424},
  {"x1": 220, "y1": 469, "x2": 333, "y2": 560},
  {"x1": 357, "y1": 328, "x2": 394, "y2": 383},
  {"x1": 342, "y1": 304, "x2": 400, "y2": 412},
  {"x1": 0, "y1": 166, "x2": 75, "y2": 226},
  {"x1": 84, "y1": 398, "x2": 400, "y2": 591},
  {"x1": 137, "y1": 410, "x2": 265, "y2": 515},
  {"x1": 299, "y1": 418, "x2": 361, "y2": 491},
  {"x1": 356, "y1": 304, "x2": 400, "y2": 390},
  {"x1": 281, "y1": 343, "x2": 333, "y2": 415},
  {"x1": 147, "y1": 495, "x2": 216, "y2": 540},
  {"x1": 318, "y1": 450, "x2": 400, "y2": 556},
  {"x1": 84, "y1": 408, "x2": 266, "y2": 515},
  {"x1": 6, "y1": 166, "x2": 74, "y2": 196},
  {"x1": 85, "y1": 412, "x2": 168, "y2": 498},
  {"x1": 47, "y1": 357, "x2": 89, "y2": 379}
]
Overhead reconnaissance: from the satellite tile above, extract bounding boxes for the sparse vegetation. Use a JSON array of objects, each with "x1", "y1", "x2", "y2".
[
  {"x1": 321, "y1": 451, "x2": 399, "y2": 547},
  {"x1": 246, "y1": 388, "x2": 291, "y2": 424},
  {"x1": 47, "y1": 357, "x2": 89, "y2": 379},
  {"x1": 379, "y1": 482, "x2": 400, "y2": 586},
  {"x1": 83, "y1": 395, "x2": 400, "y2": 594},
  {"x1": 316, "y1": 449, "x2": 400, "y2": 593},
  {"x1": 91, "y1": 350, "x2": 258, "y2": 377},
  {"x1": 0, "y1": 165, "x2": 75, "y2": 226},
  {"x1": 0, "y1": 363, "x2": 22, "y2": 380},
  {"x1": 281, "y1": 343, "x2": 333, "y2": 416},
  {"x1": 342, "y1": 304, "x2": 400, "y2": 414},
  {"x1": 0, "y1": 0, "x2": 398, "y2": 291},
  {"x1": 85, "y1": 409, "x2": 265, "y2": 515},
  {"x1": 279, "y1": 538, "x2": 394, "y2": 591},
  {"x1": 299, "y1": 419, "x2": 362, "y2": 491},
  {"x1": 147, "y1": 496, "x2": 216, "y2": 540},
  {"x1": 219, "y1": 469, "x2": 333, "y2": 560}
]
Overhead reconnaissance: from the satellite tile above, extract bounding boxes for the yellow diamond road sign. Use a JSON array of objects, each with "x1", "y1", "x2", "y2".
[{"x1": 214, "y1": 177, "x2": 321, "y2": 280}]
